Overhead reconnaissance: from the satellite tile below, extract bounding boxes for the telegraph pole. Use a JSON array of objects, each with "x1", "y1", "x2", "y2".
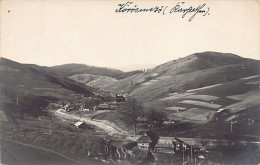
[
  {"x1": 134, "y1": 120, "x2": 136, "y2": 135},
  {"x1": 191, "y1": 145, "x2": 193, "y2": 163},
  {"x1": 183, "y1": 149, "x2": 185, "y2": 165},
  {"x1": 230, "y1": 117, "x2": 233, "y2": 133},
  {"x1": 49, "y1": 119, "x2": 52, "y2": 134}
]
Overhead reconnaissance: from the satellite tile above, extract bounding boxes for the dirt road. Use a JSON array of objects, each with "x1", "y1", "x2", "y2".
[{"x1": 55, "y1": 109, "x2": 127, "y2": 136}]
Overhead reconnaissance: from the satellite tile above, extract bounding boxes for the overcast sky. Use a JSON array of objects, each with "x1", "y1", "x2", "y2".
[{"x1": 1, "y1": 0, "x2": 259, "y2": 71}]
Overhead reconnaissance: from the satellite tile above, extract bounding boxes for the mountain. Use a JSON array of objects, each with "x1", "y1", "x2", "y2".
[
  {"x1": 0, "y1": 58, "x2": 95, "y2": 116},
  {"x1": 100, "y1": 52, "x2": 260, "y2": 126},
  {"x1": 69, "y1": 74, "x2": 118, "y2": 89},
  {"x1": 51, "y1": 63, "x2": 124, "y2": 78},
  {"x1": 68, "y1": 70, "x2": 144, "y2": 89},
  {"x1": 104, "y1": 52, "x2": 260, "y2": 98}
]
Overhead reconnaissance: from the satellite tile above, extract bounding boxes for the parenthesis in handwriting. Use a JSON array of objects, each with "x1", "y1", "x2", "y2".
[
  {"x1": 163, "y1": 6, "x2": 168, "y2": 15},
  {"x1": 203, "y1": 7, "x2": 210, "y2": 16}
]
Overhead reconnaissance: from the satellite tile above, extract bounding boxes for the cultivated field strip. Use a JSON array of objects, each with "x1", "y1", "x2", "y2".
[{"x1": 180, "y1": 100, "x2": 221, "y2": 109}]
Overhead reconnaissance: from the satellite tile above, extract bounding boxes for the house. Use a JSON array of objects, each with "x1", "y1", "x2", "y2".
[
  {"x1": 136, "y1": 116, "x2": 149, "y2": 127},
  {"x1": 154, "y1": 137, "x2": 175, "y2": 154},
  {"x1": 172, "y1": 137, "x2": 202, "y2": 153},
  {"x1": 136, "y1": 133, "x2": 152, "y2": 150},
  {"x1": 47, "y1": 103, "x2": 63, "y2": 110},
  {"x1": 80, "y1": 105, "x2": 89, "y2": 112},
  {"x1": 81, "y1": 108, "x2": 89, "y2": 112},
  {"x1": 116, "y1": 94, "x2": 125, "y2": 102},
  {"x1": 74, "y1": 121, "x2": 85, "y2": 128},
  {"x1": 0, "y1": 110, "x2": 8, "y2": 122},
  {"x1": 136, "y1": 131, "x2": 159, "y2": 150},
  {"x1": 64, "y1": 103, "x2": 76, "y2": 112},
  {"x1": 97, "y1": 103, "x2": 111, "y2": 110}
]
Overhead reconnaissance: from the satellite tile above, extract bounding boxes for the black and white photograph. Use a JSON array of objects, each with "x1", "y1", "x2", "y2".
[{"x1": 0, "y1": 0, "x2": 259, "y2": 164}]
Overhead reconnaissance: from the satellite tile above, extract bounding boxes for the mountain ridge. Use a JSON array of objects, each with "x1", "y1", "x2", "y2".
[{"x1": 0, "y1": 57, "x2": 96, "y2": 115}]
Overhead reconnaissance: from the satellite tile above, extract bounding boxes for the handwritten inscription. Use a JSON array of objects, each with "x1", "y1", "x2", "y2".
[{"x1": 115, "y1": 1, "x2": 210, "y2": 22}]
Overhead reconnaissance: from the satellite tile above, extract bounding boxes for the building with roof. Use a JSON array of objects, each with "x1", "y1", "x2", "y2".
[
  {"x1": 136, "y1": 133, "x2": 153, "y2": 150},
  {"x1": 97, "y1": 103, "x2": 111, "y2": 110},
  {"x1": 154, "y1": 137, "x2": 175, "y2": 154},
  {"x1": 64, "y1": 103, "x2": 76, "y2": 111},
  {"x1": 116, "y1": 94, "x2": 125, "y2": 102},
  {"x1": 136, "y1": 131, "x2": 159, "y2": 150},
  {"x1": 74, "y1": 121, "x2": 84, "y2": 128},
  {"x1": 172, "y1": 137, "x2": 202, "y2": 153},
  {"x1": 0, "y1": 110, "x2": 8, "y2": 122},
  {"x1": 136, "y1": 116, "x2": 148, "y2": 127}
]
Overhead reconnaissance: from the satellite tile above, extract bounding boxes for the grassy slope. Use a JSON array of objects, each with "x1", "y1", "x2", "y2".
[
  {"x1": 103, "y1": 52, "x2": 259, "y2": 102},
  {"x1": 69, "y1": 74, "x2": 118, "y2": 89},
  {"x1": 101, "y1": 52, "x2": 260, "y2": 137},
  {"x1": 146, "y1": 76, "x2": 260, "y2": 138},
  {"x1": 52, "y1": 63, "x2": 124, "y2": 78},
  {"x1": 0, "y1": 58, "x2": 95, "y2": 115}
]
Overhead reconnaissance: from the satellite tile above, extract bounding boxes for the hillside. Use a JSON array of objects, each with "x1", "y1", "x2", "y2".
[
  {"x1": 69, "y1": 74, "x2": 118, "y2": 89},
  {"x1": 52, "y1": 63, "x2": 124, "y2": 78},
  {"x1": 99, "y1": 52, "x2": 260, "y2": 131},
  {"x1": 104, "y1": 52, "x2": 260, "y2": 99},
  {"x1": 0, "y1": 58, "x2": 95, "y2": 116}
]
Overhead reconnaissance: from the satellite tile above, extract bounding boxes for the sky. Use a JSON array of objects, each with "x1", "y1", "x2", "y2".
[{"x1": 1, "y1": 0, "x2": 259, "y2": 71}]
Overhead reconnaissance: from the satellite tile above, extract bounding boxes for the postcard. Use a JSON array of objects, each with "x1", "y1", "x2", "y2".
[{"x1": 0, "y1": 0, "x2": 259, "y2": 164}]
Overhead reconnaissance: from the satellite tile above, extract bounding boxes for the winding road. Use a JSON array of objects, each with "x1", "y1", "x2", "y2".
[{"x1": 55, "y1": 109, "x2": 127, "y2": 136}]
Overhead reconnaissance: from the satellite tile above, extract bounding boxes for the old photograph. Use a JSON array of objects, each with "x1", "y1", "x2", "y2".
[{"x1": 0, "y1": 0, "x2": 259, "y2": 164}]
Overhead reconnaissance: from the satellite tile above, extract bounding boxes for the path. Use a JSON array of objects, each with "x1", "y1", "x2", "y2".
[{"x1": 55, "y1": 109, "x2": 127, "y2": 136}]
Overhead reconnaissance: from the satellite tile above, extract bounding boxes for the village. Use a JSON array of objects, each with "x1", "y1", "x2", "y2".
[
  {"x1": 1, "y1": 70, "x2": 259, "y2": 164},
  {"x1": 43, "y1": 92, "x2": 256, "y2": 165}
]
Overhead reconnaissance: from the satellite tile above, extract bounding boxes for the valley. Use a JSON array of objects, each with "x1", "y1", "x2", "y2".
[{"x1": 1, "y1": 51, "x2": 260, "y2": 165}]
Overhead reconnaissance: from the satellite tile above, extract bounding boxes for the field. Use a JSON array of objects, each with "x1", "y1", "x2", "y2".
[
  {"x1": 169, "y1": 108, "x2": 215, "y2": 122},
  {"x1": 1, "y1": 138, "x2": 82, "y2": 165},
  {"x1": 0, "y1": 114, "x2": 108, "y2": 164},
  {"x1": 140, "y1": 74, "x2": 260, "y2": 133},
  {"x1": 69, "y1": 74, "x2": 118, "y2": 89},
  {"x1": 93, "y1": 111, "x2": 135, "y2": 132},
  {"x1": 180, "y1": 100, "x2": 221, "y2": 109}
]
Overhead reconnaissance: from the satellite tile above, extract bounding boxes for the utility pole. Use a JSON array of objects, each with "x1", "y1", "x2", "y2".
[
  {"x1": 49, "y1": 117, "x2": 52, "y2": 135},
  {"x1": 207, "y1": 151, "x2": 209, "y2": 165},
  {"x1": 16, "y1": 97, "x2": 19, "y2": 105},
  {"x1": 183, "y1": 149, "x2": 185, "y2": 165},
  {"x1": 191, "y1": 145, "x2": 193, "y2": 163},
  {"x1": 230, "y1": 117, "x2": 233, "y2": 133},
  {"x1": 134, "y1": 120, "x2": 136, "y2": 135}
]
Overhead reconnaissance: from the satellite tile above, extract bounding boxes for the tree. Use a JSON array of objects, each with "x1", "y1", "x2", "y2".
[
  {"x1": 128, "y1": 98, "x2": 144, "y2": 135},
  {"x1": 128, "y1": 98, "x2": 144, "y2": 118},
  {"x1": 147, "y1": 109, "x2": 167, "y2": 126}
]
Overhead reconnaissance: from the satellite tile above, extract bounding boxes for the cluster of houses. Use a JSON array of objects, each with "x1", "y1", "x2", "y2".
[
  {"x1": 136, "y1": 116, "x2": 175, "y2": 127},
  {"x1": 48, "y1": 94, "x2": 126, "y2": 112},
  {"x1": 135, "y1": 132, "x2": 203, "y2": 155}
]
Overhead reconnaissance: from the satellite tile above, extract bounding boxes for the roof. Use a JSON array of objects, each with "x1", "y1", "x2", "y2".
[
  {"x1": 98, "y1": 103, "x2": 110, "y2": 109},
  {"x1": 137, "y1": 116, "x2": 148, "y2": 122},
  {"x1": 155, "y1": 137, "x2": 174, "y2": 148},
  {"x1": 64, "y1": 103, "x2": 71, "y2": 108},
  {"x1": 136, "y1": 133, "x2": 152, "y2": 143},
  {"x1": 0, "y1": 110, "x2": 8, "y2": 121},
  {"x1": 116, "y1": 95, "x2": 125, "y2": 98},
  {"x1": 74, "y1": 121, "x2": 84, "y2": 127},
  {"x1": 174, "y1": 137, "x2": 203, "y2": 148}
]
